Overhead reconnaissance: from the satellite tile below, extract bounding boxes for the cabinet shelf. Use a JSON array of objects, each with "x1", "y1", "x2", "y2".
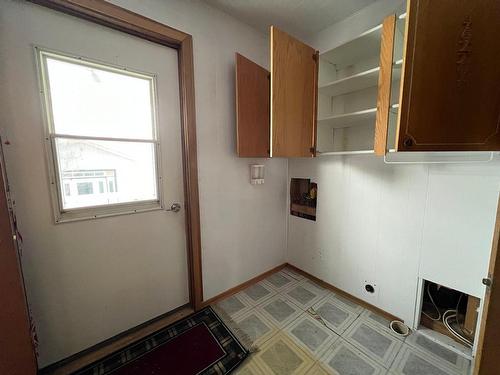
[
  {"x1": 319, "y1": 149, "x2": 396, "y2": 156},
  {"x1": 321, "y1": 24, "x2": 382, "y2": 69},
  {"x1": 319, "y1": 149, "x2": 375, "y2": 156},
  {"x1": 319, "y1": 60, "x2": 402, "y2": 97},
  {"x1": 319, "y1": 67, "x2": 380, "y2": 96},
  {"x1": 318, "y1": 108, "x2": 376, "y2": 128},
  {"x1": 318, "y1": 104, "x2": 399, "y2": 129}
]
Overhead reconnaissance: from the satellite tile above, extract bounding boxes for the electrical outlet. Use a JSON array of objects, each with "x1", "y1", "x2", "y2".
[{"x1": 362, "y1": 279, "x2": 379, "y2": 302}]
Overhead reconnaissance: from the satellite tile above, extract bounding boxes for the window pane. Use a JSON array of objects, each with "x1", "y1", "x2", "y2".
[
  {"x1": 46, "y1": 56, "x2": 155, "y2": 140},
  {"x1": 56, "y1": 138, "x2": 158, "y2": 209},
  {"x1": 77, "y1": 182, "x2": 93, "y2": 195}
]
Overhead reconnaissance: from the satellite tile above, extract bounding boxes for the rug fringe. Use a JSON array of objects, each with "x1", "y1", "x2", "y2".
[{"x1": 212, "y1": 306, "x2": 258, "y2": 354}]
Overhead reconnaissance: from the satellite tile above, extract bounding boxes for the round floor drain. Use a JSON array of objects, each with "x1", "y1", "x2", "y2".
[{"x1": 390, "y1": 320, "x2": 410, "y2": 337}]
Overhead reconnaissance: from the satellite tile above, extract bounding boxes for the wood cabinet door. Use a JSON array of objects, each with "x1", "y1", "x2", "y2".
[
  {"x1": 474, "y1": 197, "x2": 500, "y2": 375},
  {"x1": 374, "y1": 14, "x2": 396, "y2": 156},
  {"x1": 235, "y1": 53, "x2": 270, "y2": 157},
  {"x1": 270, "y1": 26, "x2": 318, "y2": 157},
  {"x1": 396, "y1": 0, "x2": 500, "y2": 151}
]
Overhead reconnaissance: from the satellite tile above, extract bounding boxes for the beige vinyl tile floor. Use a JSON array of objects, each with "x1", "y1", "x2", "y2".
[{"x1": 215, "y1": 267, "x2": 471, "y2": 375}]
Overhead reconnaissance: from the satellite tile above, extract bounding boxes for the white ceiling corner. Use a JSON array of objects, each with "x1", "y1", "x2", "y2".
[{"x1": 203, "y1": 0, "x2": 378, "y2": 40}]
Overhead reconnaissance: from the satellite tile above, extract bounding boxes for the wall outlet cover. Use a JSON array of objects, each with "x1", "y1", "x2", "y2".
[{"x1": 362, "y1": 279, "x2": 379, "y2": 303}]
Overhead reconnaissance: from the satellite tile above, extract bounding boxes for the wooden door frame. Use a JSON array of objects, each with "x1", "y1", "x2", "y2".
[
  {"x1": 27, "y1": 0, "x2": 203, "y2": 310},
  {"x1": 474, "y1": 196, "x2": 500, "y2": 375}
]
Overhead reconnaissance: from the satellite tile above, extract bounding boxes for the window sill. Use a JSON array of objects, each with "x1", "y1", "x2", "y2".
[{"x1": 54, "y1": 200, "x2": 163, "y2": 223}]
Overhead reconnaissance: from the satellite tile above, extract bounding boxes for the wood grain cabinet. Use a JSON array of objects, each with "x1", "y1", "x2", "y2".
[
  {"x1": 235, "y1": 27, "x2": 318, "y2": 158},
  {"x1": 270, "y1": 27, "x2": 319, "y2": 157},
  {"x1": 317, "y1": 0, "x2": 500, "y2": 156},
  {"x1": 377, "y1": 0, "x2": 500, "y2": 154},
  {"x1": 235, "y1": 53, "x2": 270, "y2": 157},
  {"x1": 238, "y1": 0, "x2": 500, "y2": 158}
]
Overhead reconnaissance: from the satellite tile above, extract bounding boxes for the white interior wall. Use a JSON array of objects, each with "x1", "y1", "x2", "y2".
[
  {"x1": 1, "y1": 2, "x2": 192, "y2": 367},
  {"x1": 0, "y1": 0, "x2": 287, "y2": 367},
  {"x1": 107, "y1": 0, "x2": 288, "y2": 301},
  {"x1": 69, "y1": 0, "x2": 290, "y2": 305},
  {"x1": 288, "y1": 0, "x2": 500, "y2": 327},
  {"x1": 288, "y1": 156, "x2": 500, "y2": 326},
  {"x1": 1, "y1": 0, "x2": 496, "y2": 366}
]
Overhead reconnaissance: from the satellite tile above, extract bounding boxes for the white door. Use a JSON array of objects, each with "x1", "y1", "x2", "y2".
[{"x1": 0, "y1": 0, "x2": 189, "y2": 367}]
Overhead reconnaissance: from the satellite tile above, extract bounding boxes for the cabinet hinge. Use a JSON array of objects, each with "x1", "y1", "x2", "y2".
[
  {"x1": 403, "y1": 136, "x2": 414, "y2": 147},
  {"x1": 483, "y1": 274, "x2": 493, "y2": 288}
]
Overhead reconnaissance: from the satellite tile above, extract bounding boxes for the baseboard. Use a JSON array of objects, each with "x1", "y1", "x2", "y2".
[
  {"x1": 40, "y1": 262, "x2": 400, "y2": 374},
  {"x1": 285, "y1": 263, "x2": 402, "y2": 323},
  {"x1": 40, "y1": 305, "x2": 193, "y2": 375},
  {"x1": 201, "y1": 263, "x2": 288, "y2": 307},
  {"x1": 201, "y1": 262, "x2": 401, "y2": 324}
]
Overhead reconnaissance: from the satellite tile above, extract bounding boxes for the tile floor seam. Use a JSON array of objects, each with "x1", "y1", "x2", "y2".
[{"x1": 215, "y1": 267, "x2": 472, "y2": 375}]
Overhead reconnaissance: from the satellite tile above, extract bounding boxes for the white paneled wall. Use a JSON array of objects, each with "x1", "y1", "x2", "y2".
[
  {"x1": 1, "y1": 0, "x2": 288, "y2": 367},
  {"x1": 108, "y1": 0, "x2": 289, "y2": 301},
  {"x1": 286, "y1": 0, "x2": 500, "y2": 328},
  {"x1": 288, "y1": 155, "x2": 500, "y2": 326},
  {"x1": 419, "y1": 164, "x2": 500, "y2": 297}
]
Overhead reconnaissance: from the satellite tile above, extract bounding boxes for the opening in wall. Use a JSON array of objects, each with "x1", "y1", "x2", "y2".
[
  {"x1": 419, "y1": 280, "x2": 480, "y2": 353},
  {"x1": 290, "y1": 178, "x2": 317, "y2": 221}
]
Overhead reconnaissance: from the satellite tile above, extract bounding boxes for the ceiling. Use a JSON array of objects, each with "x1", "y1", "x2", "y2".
[{"x1": 204, "y1": 0, "x2": 377, "y2": 39}]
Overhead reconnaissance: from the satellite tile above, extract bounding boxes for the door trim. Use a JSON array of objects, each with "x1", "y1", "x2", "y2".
[
  {"x1": 28, "y1": 0, "x2": 203, "y2": 310},
  {"x1": 473, "y1": 196, "x2": 500, "y2": 374}
]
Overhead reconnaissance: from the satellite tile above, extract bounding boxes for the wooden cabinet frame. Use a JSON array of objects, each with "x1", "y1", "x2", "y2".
[
  {"x1": 235, "y1": 27, "x2": 319, "y2": 158},
  {"x1": 376, "y1": 0, "x2": 500, "y2": 154},
  {"x1": 235, "y1": 53, "x2": 270, "y2": 157},
  {"x1": 374, "y1": 15, "x2": 396, "y2": 156},
  {"x1": 270, "y1": 26, "x2": 318, "y2": 157}
]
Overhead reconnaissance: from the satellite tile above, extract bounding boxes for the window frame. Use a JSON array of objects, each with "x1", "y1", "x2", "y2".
[{"x1": 35, "y1": 46, "x2": 165, "y2": 223}]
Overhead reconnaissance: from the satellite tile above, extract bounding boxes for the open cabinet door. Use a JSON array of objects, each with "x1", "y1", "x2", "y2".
[
  {"x1": 235, "y1": 53, "x2": 270, "y2": 157},
  {"x1": 395, "y1": 0, "x2": 500, "y2": 152},
  {"x1": 374, "y1": 14, "x2": 396, "y2": 156},
  {"x1": 0, "y1": 143, "x2": 37, "y2": 374},
  {"x1": 270, "y1": 26, "x2": 318, "y2": 157},
  {"x1": 474, "y1": 197, "x2": 500, "y2": 375}
]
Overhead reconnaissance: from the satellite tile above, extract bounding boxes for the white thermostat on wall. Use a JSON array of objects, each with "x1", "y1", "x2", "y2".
[{"x1": 250, "y1": 164, "x2": 264, "y2": 185}]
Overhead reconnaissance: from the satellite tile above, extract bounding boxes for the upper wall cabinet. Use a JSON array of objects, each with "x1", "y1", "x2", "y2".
[
  {"x1": 270, "y1": 27, "x2": 319, "y2": 157},
  {"x1": 317, "y1": 0, "x2": 500, "y2": 155},
  {"x1": 235, "y1": 53, "x2": 270, "y2": 157},
  {"x1": 390, "y1": 0, "x2": 500, "y2": 152},
  {"x1": 373, "y1": 0, "x2": 500, "y2": 154},
  {"x1": 316, "y1": 19, "x2": 399, "y2": 155},
  {"x1": 235, "y1": 28, "x2": 318, "y2": 158}
]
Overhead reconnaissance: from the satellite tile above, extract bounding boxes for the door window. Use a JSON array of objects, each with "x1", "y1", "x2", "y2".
[{"x1": 37, "y1": 48, "x2": 163, "y2": 221}]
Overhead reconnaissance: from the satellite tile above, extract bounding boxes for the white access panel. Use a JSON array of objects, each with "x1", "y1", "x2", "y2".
[{"x1": 419, "y1": 164, "x2": 500, "y2": 298}]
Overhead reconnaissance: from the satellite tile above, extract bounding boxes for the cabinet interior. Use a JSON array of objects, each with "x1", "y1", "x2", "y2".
[{"x1": 317, "y1": 14, "x2": 406, "y2": 155}]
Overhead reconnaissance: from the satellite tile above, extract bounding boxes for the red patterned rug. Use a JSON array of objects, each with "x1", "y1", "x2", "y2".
[{"x1": 75, "y1": 307, "x2": 248, "y2": 375}]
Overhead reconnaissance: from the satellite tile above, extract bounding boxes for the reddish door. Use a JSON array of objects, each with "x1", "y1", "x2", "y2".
[
  {"x1": 0, "y1": 146, "x2": 37, "y2": 374},
  {"x1": 474, "y1": 197, "x2": 500, "y2": 375}
]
